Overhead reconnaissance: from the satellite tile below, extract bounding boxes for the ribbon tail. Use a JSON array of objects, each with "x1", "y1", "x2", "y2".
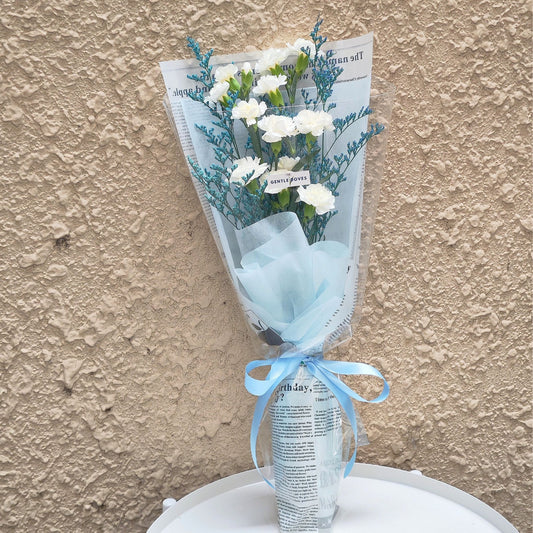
[{"x1": 319, "y1": 360, "x2": 390, "y2": 404}]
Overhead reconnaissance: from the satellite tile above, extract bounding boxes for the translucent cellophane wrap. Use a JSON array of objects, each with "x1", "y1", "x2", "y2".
[{"x1": 163, "y1": 64, "x2": 393, "y2": 532}]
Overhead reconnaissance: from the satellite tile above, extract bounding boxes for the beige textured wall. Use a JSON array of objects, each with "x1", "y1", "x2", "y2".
[{"x1": 1, "y1": 0, "x2": 531, "y2": 531}]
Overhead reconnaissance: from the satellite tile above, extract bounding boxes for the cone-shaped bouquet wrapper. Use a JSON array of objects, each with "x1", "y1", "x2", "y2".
[{"x1": 161, "y1": 26, "x2": 393, "y2": 533}]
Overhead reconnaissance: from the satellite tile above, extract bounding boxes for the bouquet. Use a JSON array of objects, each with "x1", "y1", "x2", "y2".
[{"x1": 160, "y1": 19, "x2": 392, "y2": 533}]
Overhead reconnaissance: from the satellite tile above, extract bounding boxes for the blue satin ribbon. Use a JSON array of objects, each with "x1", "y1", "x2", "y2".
[{"x1": 245, "y1": 353, "x2": 389, "y2": 487}]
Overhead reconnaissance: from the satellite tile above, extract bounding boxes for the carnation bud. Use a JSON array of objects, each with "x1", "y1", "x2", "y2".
[
  {"x1": 295, "y1": 53, "x2": 309, "y2": 74},
  {"x1": 269, "y1": 88, "x2": 284, "y2": 107},
  {"x1": 229, "y1": 77, "x2": 241, "y2": 92},
  {"x1": 269, "y1": 64, "x2": 284, "y2": 76}
]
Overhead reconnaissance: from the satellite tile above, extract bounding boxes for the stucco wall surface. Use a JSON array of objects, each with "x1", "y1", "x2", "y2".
[{"x1": 0, "y1": 0, "x2": 531, "y2": 532}]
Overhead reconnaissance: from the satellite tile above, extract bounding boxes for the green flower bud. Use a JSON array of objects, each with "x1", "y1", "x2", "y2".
[
  {"x1": 229, "y1": 77, "x2": 241, "y2": 92},
  {"x1": 241, "y1": 70, "x2": 253, "y2": 88},
  {"x1": 268, "y1": 88, "x2": 284, "y2": 107},
  {"x1": 295, "y1": 53, "x2": 309, "y2": 74},
  {"x1": 269, "y1": 64, "x2": 284, "y2": 76}
]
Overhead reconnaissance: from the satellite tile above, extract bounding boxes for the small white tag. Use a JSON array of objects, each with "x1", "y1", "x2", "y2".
[{"x1": 264, "y1": 170, "x2": 311, "y2": 194}]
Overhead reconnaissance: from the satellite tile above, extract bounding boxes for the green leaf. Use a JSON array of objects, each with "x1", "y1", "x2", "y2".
[{"x1": 278, "y1": 188, "x2": 290, "y2": 208}]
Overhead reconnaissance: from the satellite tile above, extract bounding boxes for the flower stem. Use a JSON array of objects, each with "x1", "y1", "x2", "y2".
[{"x1": 247, "y1": 124, "x2": 263, "y2": 162}]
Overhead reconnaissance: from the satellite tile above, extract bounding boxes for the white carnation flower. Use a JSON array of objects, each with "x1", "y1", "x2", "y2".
[
  {"x1": 214, "y1": 64, "x2": 238, "y2": 83},
  {"x1": 252, "y1": 74, "x2": 287, "y2": 96},
  {"x1": 205, "y1": 81, "x2": 230, "y2": 104},
  {"x1": 297, "y1": 183, "x2": 335, "y2": 215},
  {"x1": 278, "y1": 156, "x2": 300, "y2": 171},
  {"x1": 230, "y1": 157, "x2": 269, "y2": 185},
  {"x1": 287, "y1": 38, "x2": 317, "y2": 59},
  {"x1": 257, "y1": 115, "x2": 297, "y2": 143},
  {"x1": 231, "y1": 98, "x2": 267, "y2": 126},
  {"x1": 255, "y1": 48, "x2": 289, "y2": 74},
  {"x1": 294, "y1": 109, "x2": 334, "y2": 136}
]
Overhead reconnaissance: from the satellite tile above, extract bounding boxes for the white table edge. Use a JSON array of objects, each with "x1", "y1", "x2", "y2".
[{"x1": 147, "y1": 464, "x2": 518, "y2": 533}]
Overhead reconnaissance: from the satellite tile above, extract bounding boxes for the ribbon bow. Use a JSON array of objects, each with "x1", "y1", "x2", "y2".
[{"x1": 245, "y1": 353, "x2": 389, "y2": 487}]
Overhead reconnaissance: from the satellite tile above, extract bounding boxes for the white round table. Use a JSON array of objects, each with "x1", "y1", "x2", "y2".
[{"x1": 147, "y1": 464, "x2": 518, "y2": 533}]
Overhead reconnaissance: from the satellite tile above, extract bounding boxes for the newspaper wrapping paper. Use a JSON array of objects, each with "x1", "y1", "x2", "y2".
[
  {"x1": 160, "y1": 34, "x2": 390, "y2": 533},
  {"x1": 269, "y1": 365, "x2": 343, "y2": 531}
]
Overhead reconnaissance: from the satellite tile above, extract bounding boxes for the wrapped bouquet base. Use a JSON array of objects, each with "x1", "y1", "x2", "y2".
[
  {"x1": 160, "y1": 19, "x2": 394, "y2": 533},
  {"x1": 247, "y1": 352, "x2": 389, "y2": 532}
]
